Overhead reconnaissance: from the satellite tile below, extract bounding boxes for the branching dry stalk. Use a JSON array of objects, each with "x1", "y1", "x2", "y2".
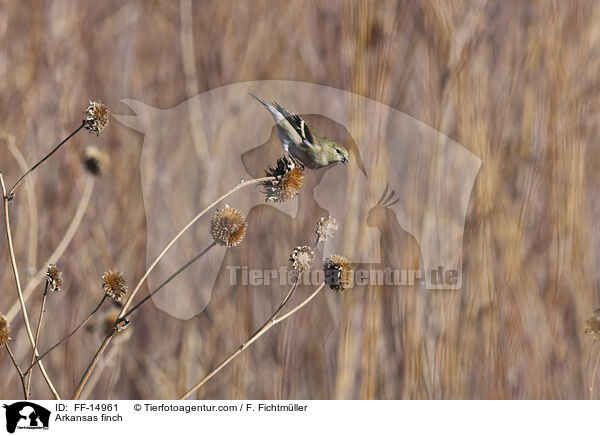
[
  {"x1": 6, "y1": 176, "x2": 94, "y2": 322},
  {"x1": 7, "y1": 139, "x2": 39, "y2": 271},
  {"x1": 180, "y1": 281, "x2": 326, "y2": 400},
  {"x1": 1, "y1": 172, "x2": 61, "y2": 399},
  {"x1": 25, "y1": 295, "x2": 108, "y2": 375},
  {"x1": 5, "y1": 344, "x2": 28, "y2": 399},
  {"x1": 589, "y1": 341, "x2": 600, "y2": 400},
  {"x1": 72, "y1": 176, "x2": 275, "y2": 399},
  {"x1": 26, "y1": 280, "x2": 50, "y2": 396},
  {"x1": 9, "y1": 121, "x2": 86, "y2": 196},
  {"x1": 122, "y1": 241, "x2": 217, "y2": 319}
]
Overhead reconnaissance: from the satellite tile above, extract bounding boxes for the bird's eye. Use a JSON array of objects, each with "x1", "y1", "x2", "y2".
[{"x1": 336, "y1": 149, "x2": 342, "y2": 154}]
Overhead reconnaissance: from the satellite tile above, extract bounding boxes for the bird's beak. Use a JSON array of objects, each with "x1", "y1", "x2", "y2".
[{"x1": 342, "y1": 156, "x2": 350, "y2": 165}]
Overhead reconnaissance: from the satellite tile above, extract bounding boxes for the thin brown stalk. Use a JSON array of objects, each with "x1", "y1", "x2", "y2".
[
  {"x1": 273, "y1": 282, "x2": 325, "y2": 324},
  {"x1": 73, "y1": 176, "x2": 274, "y2": 399},
  {"x1": 5, "y1": 344, "x2": 28, "y2": 399},
  {"x1": 589, "y1": 341, "x2": 600, "y2": 400},
  {"x1": 122, "y1": 241, "x2": 217, "y2": 319},
  {"x1": 26, "y1": 280, "x2": 49, "y2": 395},
  {"x1": 25, "y1": 295, "x2": 107, "y2": 375},
  {"x1": 6, "y1": 176, "x2": 94, "y2": 322},
  {"x1": 179, "y1": 281, "x2": 326, "y2": 400},
  {"x1": 7, "y1": 139, "x2": 39, "y2": 270},
  {"x1": 1, "y1": 173, "x2": 61, "y2": 399},
  {"x1": 9, "y1": 121, "x2": 86, "y2": 195}
]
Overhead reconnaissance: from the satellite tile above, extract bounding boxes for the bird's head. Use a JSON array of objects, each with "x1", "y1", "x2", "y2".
[{"x1": 325, "y1": 141, "x2": 350, "y2": 166}]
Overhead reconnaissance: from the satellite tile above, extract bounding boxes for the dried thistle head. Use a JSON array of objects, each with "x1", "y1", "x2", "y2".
[
  {"x1": 585, "y1": 308, "x2": 600, "y2": 340},
  {"x1": 316, "y1": 216, "x2": 338, "y2": 241},
  {"x1": 210, "y1": 206, "x2": 247, "y2": 247},
  {"x1": 324, "y1": 255, "x2": 353, "y2": 292},
  {"x1": 83, "y1": 146, "x2": 110, "y2": 176},
  {"x1": 84, "y1": 100, "x2": 110, "y2": 136},
  {"x1": 102, "y1": 270, "x2": 128, "y2": 303},
  {"x1": 290, "y1": 246, "x2": 314, "y2": 272},
  {"x1": 46, "y1": 264, "x2": 63, "y2": 292},
  {"x1": 261, "y1": 156, "x2": 304, "y2": 202},
  {"x1": 0, "y1": 313, "x2": 9, "y2": 346}
]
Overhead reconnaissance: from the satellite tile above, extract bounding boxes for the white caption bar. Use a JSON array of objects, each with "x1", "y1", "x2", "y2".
[{"x1": 0, "y1": 400, "x2": 596, "y2": 435}]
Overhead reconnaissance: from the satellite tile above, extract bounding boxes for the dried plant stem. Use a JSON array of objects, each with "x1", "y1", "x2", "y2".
[
  {"x1": 5, "y1": 344, "x2": 28, "y2": 399},
  {"x1": 589, "y1": 341, "x2": 600, "y2": 400},
  {"x1": 272, "y1": 282, "x2": 325, "y2": 324},
  {"x1": 73, "y1": 176, "x2": 274, "y2": 399},
  {"x1": 123, "y1": 241, "x2": 217, "y2": 319},
  {"x1": 6, "y1": 176, "x2": 94, "y2": 322},
  {"x1": 9, "y1": 121, "x2": 86, "y2": 195},
  {"x1": 1, "y1": 173, "x2": 61, "y2": 399},
  {"x1": 26, "y1": 280, "x2": 49, "y2": 396},
  {"x1": 180, "y1": 281, "x2": 326, "y2": 400},
  {"x1": 7, "y1": 140, "x2": 39, "y2": 270},
  {"x1": 25, "y1": 295, "x2": 107, "y2": 375}
]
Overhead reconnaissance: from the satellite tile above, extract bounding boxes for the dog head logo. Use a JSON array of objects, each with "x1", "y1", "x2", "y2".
[
  {"x1": 3, "y1": 402, "x2": 50, "y2": 433},
  {"x1": 114, "y1": 80, "x2": 481, "y2": 319}
]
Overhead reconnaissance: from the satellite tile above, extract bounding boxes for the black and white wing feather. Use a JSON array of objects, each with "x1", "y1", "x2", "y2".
[{"x1": 273, "y1": 102, "x2": 314, "y2": 145}]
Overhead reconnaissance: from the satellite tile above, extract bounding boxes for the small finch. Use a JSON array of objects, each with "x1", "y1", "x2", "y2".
[{"x1": 250, "y1": 93, "x2": 350, "y2": 169}]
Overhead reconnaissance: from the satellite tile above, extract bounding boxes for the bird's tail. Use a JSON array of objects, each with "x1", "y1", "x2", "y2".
[{"x1": 249, "y1": 92, "x2": 284, "y2": 123}]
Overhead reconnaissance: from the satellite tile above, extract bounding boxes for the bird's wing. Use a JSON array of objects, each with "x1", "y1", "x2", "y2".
[{"x1": 272, "y1": 102, "x2": 315, "y2": 145}]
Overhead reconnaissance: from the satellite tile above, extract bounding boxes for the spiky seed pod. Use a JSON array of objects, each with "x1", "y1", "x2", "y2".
[
  {"x1": 102, "y1": 270, "x2": 128, "y2": 303},
  {"x1": 46, "y1": 264, "x2": 63, "y2": 292},
  {"x1": 290, "y1": 246, "x2": 314, "y2": 272},
  {"x1": 261, "y1": 156, "x2": 304, "y2": 202},
  {"x1": 84, "y1": 100, "x2": 110, "y2": 136},
  {"x1": 210, "y1": 206, "x2": 247, "y2": 247},
  {"x1": 0, "y1": 313, "x2": 9, "y2": 346},
  {"x1": 324, "y1": 255, "x2": 353, "y2": 292},
  {"x1": 83, "y1": 146, "x2": 110, "y2": 176},
  {"x1": 585, "y1": 308, "x2": 600, "y2": 340},
  {"x1": 316, "y1": 216, "x2": 338, "y2": 241}
]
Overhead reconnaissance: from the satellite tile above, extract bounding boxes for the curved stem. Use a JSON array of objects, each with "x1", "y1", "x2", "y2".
[
  {"x1": 7, "y1": 139, "x2": 39, "y2": 271},
  {"x1": 6, "y1": 176, "x2": 94, "y2": 322},
  {"x1": 273, "y1": 283, "x2": 325, "y2": 323},
  {"x1": 122, "y1": 241, "x2": 217, "y2": 319},
  {"x1": 10, "y1": 121, "x2": 86, "y2": 195},
  {"x1": 179, "y1": 282, "x2": 325, "y2": 400},
  {"x1": 25, "y1": 295, "x2": 107, "y2": 375},
  {"x1": 5, "y1": 344, "x2": 28, "y2": 399},
  {"x1": 1, "y1": 173, "x2": 61, "y2": 399},
  {"x1": 121, "y1": 176, "x2": 273, "y2": 316},
  {"x1": 73, "y1": 176, "x2": 274, "y2": 399},
  {"x1": 26, "y1": 280, "x2": 49, "y2": 395},
  {"x1": 589, "y1": 342, "x2": 600, "y2": 400}
]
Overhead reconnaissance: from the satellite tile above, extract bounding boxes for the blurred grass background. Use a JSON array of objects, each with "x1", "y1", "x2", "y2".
[{"x1": 1, "y1": 0, "x2": 600, "y2": 399}]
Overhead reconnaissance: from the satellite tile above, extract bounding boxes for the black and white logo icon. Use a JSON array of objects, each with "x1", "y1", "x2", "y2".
[{"x1": 3, "y1": 402, "x2": 50, "y2": 433}]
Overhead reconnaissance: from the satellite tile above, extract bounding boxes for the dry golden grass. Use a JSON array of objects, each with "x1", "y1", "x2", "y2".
[{"x1": 1, "y1": 0, "x2": 600, "y2": 399}]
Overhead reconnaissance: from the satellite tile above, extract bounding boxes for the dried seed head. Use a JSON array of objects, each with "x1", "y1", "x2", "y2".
[
  {"x1": 210, "y1": 206, "x2": 247, "y2": 247},
  {"x1": 316, "y1": 216, "x2": 338, "y2": 241},
  {"x1": 102, "y1": 310, "x2": 130, "y2": 337},
  {"x1": 84, "y1": 100, "x2": 110, "y2": 136},
  {"x1": 83, "y1": 145, "x2": 110, "y2": 176},
  {"x1": 102, "y1": 270, "x2": 128, "y2": 303},
  {"x1": 290, "y1": 246, "x2": 315, "y2": 272},
  {"x1": 261, "y1": 156, "x2": 304, "y2": 202},
  {"x1": 46, "y1": 264, "x2": 63, "y2": 292},
  {"x1": 0, "y1": 313, "x2": 9, "y2": 346},
  {"x1": 324, "y1": 255, "x2": 353, "y2": 292},
  {"x1": 584, "y1": 308, "x2": 600, "y2": 340}
]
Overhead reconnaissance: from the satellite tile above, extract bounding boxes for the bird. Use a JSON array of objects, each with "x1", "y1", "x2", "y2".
[{"x1": 250, "y1": 93, "x2": 350, "y2": 169}]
